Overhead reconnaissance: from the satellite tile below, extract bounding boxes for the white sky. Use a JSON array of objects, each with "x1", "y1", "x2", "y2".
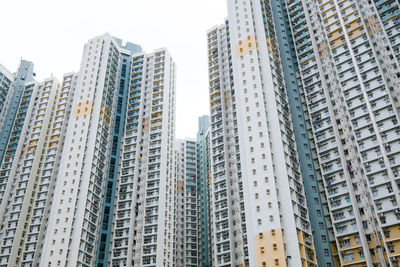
[{"x1": 0, "y1": 0, "x2": 227, "y2": 138}]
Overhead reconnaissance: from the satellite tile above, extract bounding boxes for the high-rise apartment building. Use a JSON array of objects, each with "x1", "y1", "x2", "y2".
[
  {"x1": 95, "y1": 37, "x2": 142, "y2": 267},
  {"x1": 208, "y1": 1, "x2": 346, "y2": 266},
  {"x1": 0, "y1": 76, "x2": 69, "y2": 266},
  {"x1": 0, "y1": 65, "x2": 13, "y2": 115},
  {"x1": 174, "y1": 139, "x2": 198, "y2": 267},
  {"x1": 1, "y1": 0, "x2": 398, "y2": 265},
  {"x1": 184, "y1": 140, "x2": 198, "y2": 267},
  {"x1": 174, "y1": 141, "x2": 186, "y2": 266},
  {"x1": 0, "y1": 35, "x2": 176, "y2": 267},
  {"x1": 207, "y1": 20, "x2": 251, "y2": 267},
  {"x1": 207, "y1": 6, "x2": 318, "y2": 265},
  {"x1": 280, "y1": 0, "x2": 400, "y2": 265},
  {"x1": 39, "y1": 34, "x2": 139, "y2": 267},
  {"x1": 196, "y1": 115, "x2": 211, "y2": 267},
  {"x1": 111, "y1": 48, "x2": 176, "y2": 267},
  {"x1": 173, "y1": 118, "x2": 212, "y2": 267},
  {"x1": 0, "y1": 61, "x2": 35, "y2": 165},
  {"x1": 270, "y1": 1, "x2": 335, "y2": 265},
  {"x1": 211, "y1": 0, "x2": 400, "y2": 266}
]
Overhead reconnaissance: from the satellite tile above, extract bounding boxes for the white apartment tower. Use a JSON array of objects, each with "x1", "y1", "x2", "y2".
[
  {"x1": 0, "y1": 76, "x2": 73, "y2": 266},
  {"x1": 207, "y1": 1, "x2": 319, "y2": 266},
  {"x1": 40, "y1": 34, "x2": 128, "y2": 266},
  {"x1": 111, "y1": 48, "x2": 176, "y2": 267},
  {"x1": 207, "y1": 21, "x2": 250, "y2": 266}
]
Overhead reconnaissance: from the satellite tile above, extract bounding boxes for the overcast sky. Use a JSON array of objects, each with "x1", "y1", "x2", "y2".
[{"x1": 0, "y1": 0, "x2": 227, "y2": 138}]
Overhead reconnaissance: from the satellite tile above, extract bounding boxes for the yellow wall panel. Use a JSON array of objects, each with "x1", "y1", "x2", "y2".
[{"x1": 254, "y1": 229, "x2": 287, "y2": 267}]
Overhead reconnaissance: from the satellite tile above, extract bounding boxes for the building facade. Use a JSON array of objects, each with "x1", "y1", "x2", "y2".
[
  {"x1": 207, "y1": 20, "x2": 251, "y2": 267},
  {"x1": 207, "y1": 1, "x2": 321, "y2": 265},
  {"x1": 40, "y1": 34, "x2": 130, "y2": 266},
  {"x1": 208, "y1": 0, "x2": 400, "y2": 265},
  {"x1": 174, "y1": 141, "x2": 186, "y2": 266},
  {"x1": 0, "y1": 77, "x2": 67, "y2": 266},
  {"x1": 270, "y1": 0, "x2": 335, "y2": 265},
  {"x1": 174, "y1": 139, "x2": 198, "y2": 267},
  {"x1": 281, "y1": 0, "x2": 400, "y2": 265},
  {"x1": 0, "y1": 35, "x2": 176, "y2": 267},
  {"x1": 111, "y1": 48, "x2": 176, "y2": 267},
  {"x1": 219, "y1": 0, "x2": 400, "y2": 266},
  {"x1": 0, "y1": 64, "x2": 13, "y2": 116},
  {"x1": 0, "y1": 0, "x2": 399, "y2": 264},
  {"x1": 95, "y1": 37, "x2": 142, "y2": 267},
  {"x1": 0, "y1": 61, "x2": 34, "y2": 165},
  {"x1": 196, "y1": 115, "x2": 211, "y2": 267}
]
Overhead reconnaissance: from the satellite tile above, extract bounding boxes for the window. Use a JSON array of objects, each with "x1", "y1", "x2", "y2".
[
  {"x1": 384, "y1": 230, "x2": 390, "y2": 238},
  {"x1": 312, "y1": 186, "x2": 317, "y2": 193},
  {"x1": 342, "y1": 253, "x2": 354, "y2": 262},
  {"x1": 339, "y1": 240, "x2": 350, "y2": 247}
]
